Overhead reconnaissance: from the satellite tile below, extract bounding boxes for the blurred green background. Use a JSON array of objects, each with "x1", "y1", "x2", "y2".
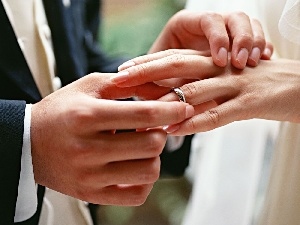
[
  {"x1": 97, "y1": 0, "x2": 192, "y2": 225},
  {"x1": 101, "y1": 0, "x2": 186, "y2": 57}
]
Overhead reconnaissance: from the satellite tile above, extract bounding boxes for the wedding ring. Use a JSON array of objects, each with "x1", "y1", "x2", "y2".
[{"x1": 172, "y1": 88, "x2": 186, "y2": 103}]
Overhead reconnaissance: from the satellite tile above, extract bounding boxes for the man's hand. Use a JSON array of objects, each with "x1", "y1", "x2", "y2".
[{"x1": 30, "y1": 73, "x2": 194, "y2": 206}]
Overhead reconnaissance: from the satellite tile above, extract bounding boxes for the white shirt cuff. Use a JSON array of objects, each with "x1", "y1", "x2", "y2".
[{"x1": 14, "y1": 104, "x2": 38, "y2": 223}]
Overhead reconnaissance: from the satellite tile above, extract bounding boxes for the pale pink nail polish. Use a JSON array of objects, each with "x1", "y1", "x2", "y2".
[
  {"x1": 118, "y1": 61, "x2": 136, "y2": 71},
  {"x1": 248, "y1": 47, "x2": 261, "y2": 66},
  {"x1": 237, "y1": 48, "x2": 249, "y2": 68},
  {"x1": 263, "y1": 48, "x2": 272, "y2": 58},
  {"x1": 110, "y1": 71, "x2": 129, "y2": 83},
  {"x1": 217, "y1": 47, "x2": 228, "y2": 67}
]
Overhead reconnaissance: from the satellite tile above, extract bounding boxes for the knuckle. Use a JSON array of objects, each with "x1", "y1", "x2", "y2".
[
  {"x1": 181, "y1": 83, "x2": 198, "y2": 102},
  {"x1": 211, "y1": 32, "x2": 228, "y2": 44},
  {"x1": 204, "y1": 109, "x2": 221, "y2": 128},
  {"x1": 165, "y1": 49, "x2": 180, "y2": 56},
  {"x1": 233, "y1": 11, "x2": 249, "y2": 19},
  {"x1": 147, "y1": 132, "x2": 166, "y2": 155},
  {"x1": 128, "y1": 186, "x2": 151, "y2": 206},
  {"x1": 138, "y1": 105, "x2": 159, "y2": 123},
  {"x1": 135, "y1": 64, "x2": 147, "y2": 80},
  {"x1": 167, "y1": 54, "x2": 186, "y2": 68},
  {"x1": 174, "y1": 9, "x2": 187, "y2": 19},
  {"x1": 238, "y1": 33, "x2": 253, "y2": 45},
  {"x1": 185, "y1": 117, "x2": 198, "y2": 132},
  {"x1": 66, "y1": 105, "x2": 93, "y2": 130},
  {"x1": 140, "y1": 158, "x2": 161, "y2": 182},
  {"x1": 254, "y1": 35, "x2": 266, "y2": 48},
  {"x1": 204, "y1": 11, "x2": 221, "y2": 20}
]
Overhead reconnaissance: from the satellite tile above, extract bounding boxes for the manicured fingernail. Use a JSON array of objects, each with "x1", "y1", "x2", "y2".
[
  {"x1": 237, "y1": 48, "x2": 249, "y2": 68},
  {"x1": 186, "y1": 105, "x2": 194, "y2": 118},
  {"x1": 248, "y1": 47, "x2": 261, "y2": 66},
  {"x1": 110, "y1": 71, "x2": 129, "y2": 83},
  {"x1": 163, "y1": 124, "x2": 180, "y2": 133},
  {"x1": 118, "y1": 61, "x2": 135, "y2": 71},
  {"x1": 263, "y1": 48, "x2": 272, "y2": 58},
  {"x1": 217, "y1": 47, "x2": 228, "y2": 67}
]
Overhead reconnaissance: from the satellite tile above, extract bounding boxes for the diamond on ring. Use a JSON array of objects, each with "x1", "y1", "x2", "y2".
[{"x1": 172, "y1": 88, "x2": 186, "y2": 103}]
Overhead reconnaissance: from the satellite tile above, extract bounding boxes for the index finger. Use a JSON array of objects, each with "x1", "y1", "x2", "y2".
[
  {"x1": 86, "y1": 99, "x2": 195, "y2": 131},
  {"x1": 175, "y1": 11, "x2": 231, "y2": 67}
]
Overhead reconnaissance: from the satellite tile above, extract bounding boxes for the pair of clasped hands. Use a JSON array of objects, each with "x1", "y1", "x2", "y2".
[{"x1": 31, "y1": 11, "x2": 278, "y2": 206}]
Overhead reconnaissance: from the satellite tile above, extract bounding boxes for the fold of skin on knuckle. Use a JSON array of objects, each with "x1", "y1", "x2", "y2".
[
  {"x1": 253, "y1": 34, "x2": 266, "y2": 49},
  {"x1": 184, "y1": 116, "x2": 198, "y2": 134},
  {"x1": 166, "y1": 54, "x2": 186, "y2": 69},
  {"x1": 165, "y1": 49, "x2": 180, "y2": 56},
  {"x1": 64, "y1": 102, "x2": 96, "y2": 133},
  {"x1": 135, "y1": 104, "x2": 161, "y2": 125},
  {"x1": 231, "y1": 11, "x2": 250, "y2": 22},
  {"x1": 235, "y1": 32, "x2": 254, "y2": 48},
  {"x1": 134, "y1": 63, "x2": 148, "y2": 81},
  {"x1": 204, "y1": 109, "x2": 221, "y2": 129},
  {"x1": 201, "y1": 12, "x2": 223, "y2": 31},
  {"x1": 210, "y1": 31, "x2": 229, "y2": 48},
  {"x1": 181, "y1": 83, "x2": 198, "y2": 104}
]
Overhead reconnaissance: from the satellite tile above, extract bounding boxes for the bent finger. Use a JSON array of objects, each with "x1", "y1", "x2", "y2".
[
  {"x1": 225, "y1": 12, "x2": 254, "y2": 69},
  {"x1": 247, "y1": 18, "x2": 266, "y2": 66},
  {"x1": 199, "y1": 12, "x2": 230, "y2": 67},
  {"x1": 84, "y1": 184, "x2": 154, "y2": 206}
]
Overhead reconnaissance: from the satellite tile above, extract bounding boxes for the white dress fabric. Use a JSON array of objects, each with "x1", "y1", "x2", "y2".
[{"x1": 183, "y1": 0, "x2": 300, "y2": 224}]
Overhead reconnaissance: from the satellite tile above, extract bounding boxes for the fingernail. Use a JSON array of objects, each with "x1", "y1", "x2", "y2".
[
  {"x1": 118, "y1": 61, "x2": 135, "y2": 71},
  {"x1": 263, "y1": 48, "x2": 272, "y2": 58},
  {"x1": 237, "y1": 48, "x2": 249, "y2": 68},
  {"x1": 163, "y1": 124, "x2": 180, "y2": 133},
  {"x1": 217, "y1": 47, "x2": 228, "y2": 67},
  {"x1": 110, "y1": 70, "x2": 129, "y2": 83},
  {"x1": 186, "y1": 105, "x2": 194, "y2": 118},
  {"x1": 248, "y1": 47, "x2": 261, "y2": 66}
]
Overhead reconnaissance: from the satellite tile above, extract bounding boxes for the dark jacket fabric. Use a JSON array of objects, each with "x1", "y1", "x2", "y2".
[{"x1": 0, "y1": 0, "x2": 192, "y2": 224}]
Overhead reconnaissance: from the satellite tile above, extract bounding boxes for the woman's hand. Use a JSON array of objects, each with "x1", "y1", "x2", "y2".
[
  {"x1": 111, "y1": 52, "x2": 300, "y2": 136},
  {"x1": 119, "y1": 10, "x2": 273, "y2": 70},
  {"x1": 161, "y1": 59, "x2": 300, "y2": 135}
]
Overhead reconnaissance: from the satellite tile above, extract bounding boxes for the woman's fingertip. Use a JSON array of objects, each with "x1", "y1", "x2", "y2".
[
  {"x1": 163, "y1": 124, "x2": 180, "y2": 133},
  {"x1": 110, "y1": 70, "x2": 129, "y2": 83},
  {"x1": 118, "y1": 61, "x2": 136, "y2": 71},
  {"x1": 248, "y1": 47, "x2": 261, "y2": 66},
  {"x1": 262, "y1": 48, "x2": 272, "y2": 59},
  {"x1": 217, "y1": 47, "x2": 228, "y2": 67},
  {"x1": 236, "y1": 48, "x2": 249, "y2": 68}
]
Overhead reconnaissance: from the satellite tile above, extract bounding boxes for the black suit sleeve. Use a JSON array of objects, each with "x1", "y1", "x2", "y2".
[
  {"x1": 0, "y1": 100, "x2": 25, "y2": 224},
  {"x1": 84, "y1": 0, "x2": 128, "y2": 74}
]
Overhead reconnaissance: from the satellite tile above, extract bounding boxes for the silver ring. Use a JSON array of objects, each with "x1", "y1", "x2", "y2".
[{"x1": 172, "y1": 88, "x2": 186, "y2": 103}]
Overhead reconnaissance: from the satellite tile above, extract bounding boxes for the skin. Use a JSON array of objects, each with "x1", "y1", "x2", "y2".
[
  {"x1": 29, "y1": 10, "x2": 272, "y2": 206},
  {"x1": 111, "y1": 50, "x2": 300, "y2": 136},
  {"x1": 31, "y1": 73, "x2": 193, "y2": 205},
  {"x1": 118, "y1": 10, "x2": 273, "y2": 73}
]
